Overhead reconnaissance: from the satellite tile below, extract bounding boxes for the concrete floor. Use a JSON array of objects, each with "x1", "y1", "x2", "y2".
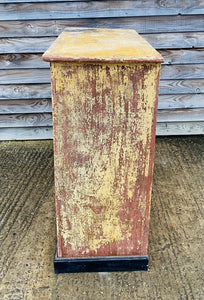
[{"x1": 0, "y1": 137, "x2": 203, "y2": 300}]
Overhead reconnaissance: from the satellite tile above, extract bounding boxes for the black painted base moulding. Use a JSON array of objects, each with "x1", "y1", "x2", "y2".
[{"x1": 54, "y1": 253, "x2": 149, "y2": 273}]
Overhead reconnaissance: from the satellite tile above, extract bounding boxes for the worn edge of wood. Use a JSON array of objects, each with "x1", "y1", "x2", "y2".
[
  {"x1": 42, "y1": 55, "x2": 164, "y2": 63},
  {"x1": 54, "y1": 251, "x2": 149, "y2": 273}
]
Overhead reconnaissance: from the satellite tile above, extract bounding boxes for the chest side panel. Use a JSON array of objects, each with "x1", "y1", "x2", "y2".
[{"x1": 50, "y1": 62, "x2": 160, "y2": 258}]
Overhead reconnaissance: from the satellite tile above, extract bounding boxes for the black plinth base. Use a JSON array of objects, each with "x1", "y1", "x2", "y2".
[{"x1": 54, "y1": 252, "x2": 149, "y2": 273}]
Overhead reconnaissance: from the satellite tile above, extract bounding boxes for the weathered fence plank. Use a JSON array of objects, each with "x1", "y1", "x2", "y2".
[
  {"x1": 0, "y1": 84, "x2": 51, "y2": 99},
  {"x1": 160, "y1": 64, "x2": 204, "y2": 80},
  {"x1": 1, "y1": 122, "x2": 203, "y2": 141},
  {"x1": 159, "y1": 79, "x2": 204, "y2": 94},
  {"x1": 0, "y1": 37, "x2": 54, "y2": 54},
  {"x1": 0, "y1": 53, "x2": 49, "y2": 69},
  {"x1": 157, "y1": 94, "x2": 204, "y2": 110},
  {"x1": 0, "y1": 126, "x2": 53, "y2": 141},
  {"x1": 1, "y1": 80, "x2": 203, "y2": 100},
  {"x1": 1, "y1": 49, "x2": 204, "y2": 69},
  {"x1": 0, "y1": 109, "x2": 203, "y2": 128},
  {"x1": 1, "y1": 64, "x2": 203, "y2": 84},
  {"x1": 0, "y1": 99, "x2": 52, "y2": 114},
  {"x1": 156, "y1": 121, "x2": 204, "y2": 135},
  {"x1": 0, "y1": 113, "x2": 52, "y2": 127},
  {"x1": 157, "y1": 108, "x2": 204, "y2": 123},
  {"x1": 1, "y1": 94, "x2": 203, "y2": 114},
  {"x1": 1, "y1": 33, "x2": 203, "y2": 54},
  {"x1": 143, "y1": 32, "x2": 204, "y2": 49},
  {"x1": 0, "y1": 15, "x2": 203, "y2": 38},
  {"x1": 160, "y1": 49, "x2": 204, "y2": 65},
  {"x1": 1, "y1": 1, "x2": 203, "y2": 21},
  {"x1": 0, "y1": 69, "x2": 50, "y2": 84},
  {"x1": 0, "y1": 1, "x2": 203, "y2": 139}
]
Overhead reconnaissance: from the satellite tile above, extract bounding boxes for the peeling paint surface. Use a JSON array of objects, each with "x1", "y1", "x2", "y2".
[
  {"x1": 50, "y1": 61, "x2": 161, "y2": 258},
  {"x1": 42, "y1": 27, "x2": 163, "y2": 63}
]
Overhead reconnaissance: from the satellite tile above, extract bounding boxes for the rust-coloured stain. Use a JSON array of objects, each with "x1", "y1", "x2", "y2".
[{"x1": 43, "y1": 28, "x2": 162, "y2": 259}]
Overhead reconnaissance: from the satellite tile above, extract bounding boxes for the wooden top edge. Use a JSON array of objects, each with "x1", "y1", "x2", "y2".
[
  {"x1": 42, "y1": 56, "x2": 163, "y2": 63},
  {"x1": 42, "y1": 27, "x2": 164, "y2": 63}
]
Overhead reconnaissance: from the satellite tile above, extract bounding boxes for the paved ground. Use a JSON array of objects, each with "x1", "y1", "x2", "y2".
[{"x1": 0, "y1": 137, "x2": 203, "y2": 300}]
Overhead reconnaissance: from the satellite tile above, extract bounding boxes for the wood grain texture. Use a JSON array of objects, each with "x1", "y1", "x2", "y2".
[
  {"x1": 0, "y1": 99, "x2": 52, "y2": 114},
  {"x1": 160, "y1": 64, "x2": 204, "y2": 80},
  {"x1": 0, "y1": 37, "x2": 54, "y2": 54},
  {"x1": 1, "y1": 80, "x2": 203, "y2": 100},
  {"x1": 0, "y1": 53, "x2": 49, "y2": 69},
  {"x1": 160, "y1": 49, "x2": 204, "y2": 65},
  {"x1": 0, "y1": 15, "x2": 203, "y2": 38},
  {"x1": 142, "y1": 32, "x2": 204, "y2": 49},
  {"x1": 1, "y1": 1, "x2": 203, "y2": 21},
  {"x1": 1, "y1": 32, "x2": 204, "y2": 54},
  {"x1": 1, "y1": 64, "x2": 203, "y2": 84},
  {"x1": 0, "y1": 126, "x2": 53, "y2": 140},
  {"x1": 0, "y1": 123, "x2": 203, "y2": 140},
  {"x1": 0, "y1": 84, "x2": 51, "y2": 99},
  {"x1": 159, "y1": 79, "x2": 204, "y2": 94},
  {"x1": 0, "y1": 1, "x2": 203, "y2": 137},
  {"x1": 158, "y1": 94, "x2": 204, "y2": 109},
  {"x1": 0, "y1": 113, "x2": 52, "y2": 127},
  {"x1": 51, "y1": 61, "x2": 161, "y2": 258},
  {"x1": 0, "y1": 69, "x2": 50, "y2": 84},
  {"x1": 1, "y1": 108, "x2": 203, "y2": 129},
  {"x1": 1, "y1": 94, "x2": 203, "y2": 114},
  {"x1": 156, "y1": 122, "x2": 204, "y2": 135},
  {"x1": 157, "y1": 108, "x2": 204, "y2": 122},
  {"x1": 1, "y1": 49, "x2": 204, "y2": 70}
]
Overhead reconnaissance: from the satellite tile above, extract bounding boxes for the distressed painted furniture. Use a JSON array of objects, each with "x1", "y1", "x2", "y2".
[{"x1": 42, "y1": 27, "x2": 163, "y2": 273}]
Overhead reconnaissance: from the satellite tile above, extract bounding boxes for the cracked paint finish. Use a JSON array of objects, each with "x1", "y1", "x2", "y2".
[
  {"x1": 42, "y1": 27, "x2": 163, "y2": 64},
  {"x1": 50, "y1": 61, "x2": 161, "y2": 258}
]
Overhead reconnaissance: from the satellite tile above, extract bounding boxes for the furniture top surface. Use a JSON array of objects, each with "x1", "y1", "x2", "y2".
[{"x1": 42, "y1": 27, "x2": 163, "y2": 63}]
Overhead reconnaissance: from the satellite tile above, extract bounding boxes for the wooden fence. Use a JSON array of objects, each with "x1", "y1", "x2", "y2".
[{"x1": 0, "y1": 0, "x2": 204, "y2": 140}]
